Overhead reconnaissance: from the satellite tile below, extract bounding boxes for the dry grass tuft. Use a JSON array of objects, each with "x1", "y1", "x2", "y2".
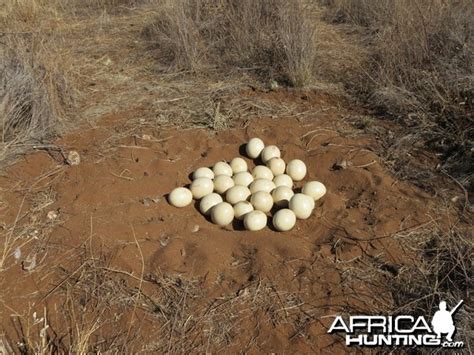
[
  {"x1": 338, "y1": 219, "x2": 473, "y2": 349},
  {"x1": 322, "y1": 0, "x2": 473, "y2": 188},
  {"x1": 142, "y1": 274, "x2": 313, "y2": 352},
  {"x1": 145, "y1": 0, "x2": 319, "y2": 87},
  {"x1": 7, "y1": 257, "x2": 316, "y2": 352},
  {"x1": 0, "y1": 1, "x2": 75, "y2": 166}
]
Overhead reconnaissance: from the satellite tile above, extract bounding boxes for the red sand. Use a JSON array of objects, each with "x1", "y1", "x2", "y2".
[{"x1": 0, "y1": 92, "x2": 435, "y2": 352}]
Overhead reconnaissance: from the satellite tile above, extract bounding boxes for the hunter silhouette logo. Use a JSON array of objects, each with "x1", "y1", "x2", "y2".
[
  {"x1": 328, "y1": 300, "x2": 465, "y2": 348},
  {"x1": 431, "y1": 300, "x2": 463, "y2": 342}
]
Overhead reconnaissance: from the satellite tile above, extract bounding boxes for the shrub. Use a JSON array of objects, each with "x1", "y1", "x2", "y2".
[
  {"x1": 322, "y1": 0, "x2": 473, "y2": 185},
  {"x1": 0, "y1": 1, "x2": 74, "y2": 164},
  {"x1": 145, "y1": 0, "x2": 319, "y2": 87}
]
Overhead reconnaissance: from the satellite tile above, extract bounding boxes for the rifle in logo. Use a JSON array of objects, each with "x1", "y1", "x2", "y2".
[{"x1": 431, "y1": 300, "x2": 463, "y2": 341}]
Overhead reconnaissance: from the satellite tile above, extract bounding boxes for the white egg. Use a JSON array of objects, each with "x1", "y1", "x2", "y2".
[
  {"x1": 230, "y1": 157, "x2": 248, "y2": 174},
  {"x1": 267, "y1": 157, "x2": 286, "y2": 175},
  {"x1": 252, "y1": 165, "x2": 274, "y2": 180},
  {"x1": 199, "y1": 193, "x2": 223, "y2": 215},
  {"x1": 213, "y1": 161, "x2": 233, "y2": 176},
  {"x1": 234, "y1": 201, "x2": 254, "y2": 220},
  {"x1": 213, "y1": 175, "x2": 235, "y2": 194},
  {"x1": 192, "y1": 167, "x2": 214, "y2": 180},
  {"x1": 233, "y1": 171, "x2": 254, "y2": 187},
  {"x1": 250, "y1": 191, "x2": 273, "y2": 213},
  {"x1": 302, "y1": 181, "x2": 327, "y2": 201},
  {"x1": 249, "y1": 179, "x2": 276, "y2": 194},
  {"x1": 246, "y1": 138, "x2": 265, "y2": 159},
  {"x1": 168, "y1": 187, "x2": 193, "y2": 207},
  {"x1": 211, "y1": 202, "x2": 234, "y2": 226},
  {"x1": 260, "y1": 145, "x2": 281, "y2": 163},
  {"x1": 244, "y1": 210, "x2": 267, "y2": 231},
  {"x1": 226, "y1": 186, "x2": 251, "y2": 205},
  {"x1": 286, "y1": 159, "x2": 307, "y2": 181},
  {"x1": 272, "y1": 209, "x2": 296, "y2": 232},
  {"x1": 273, "y1": 174, "x2": 294, "y2": 188},
  {"x1": 190, "y1": 178, "x2": 214, "y2": 199},
  {"x1": 271, "y1": 186, "x2": 295, "y2": 208},
  {"x1": 289, "y1": 193, "x2": 315, "y2": 219}
]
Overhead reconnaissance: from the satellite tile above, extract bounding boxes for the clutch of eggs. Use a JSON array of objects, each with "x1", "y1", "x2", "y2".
[{"x1": 168, "y1": 137, "x2": 327, "y2": 232}]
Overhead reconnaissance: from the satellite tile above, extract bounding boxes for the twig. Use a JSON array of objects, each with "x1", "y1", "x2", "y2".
[
  {"x1": 110, "y1": 170, "x2": 134, "y2": 181},
  {"x1": 124, "y1": 224, "x2": 145, "y2": 350},
  {"x1": 441, "y1": 170, "x2": 469, "y2": 212},
  {"x1": 116, "y1": 145, "x2": 150, "y2": 150},
  {"x1": 353, "y1": 160, "x2": 377, "y2": 168},
  {"x1": 98, "y1": 267, "x2": 151, "y2": 283},
  {"x1": 39, "y1": 262, "x2": 89, "y2": 302}
]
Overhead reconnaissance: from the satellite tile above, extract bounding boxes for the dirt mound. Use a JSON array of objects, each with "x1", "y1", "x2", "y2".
[{"x1": 0, "y1": 92, "x2": 437, "y2": 351}]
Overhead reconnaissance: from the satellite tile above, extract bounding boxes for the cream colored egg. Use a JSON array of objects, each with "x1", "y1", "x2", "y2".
[
  {"x1": 252, "y1": 165, "x2": 274, "y2": 180},
  {"x1": 244, "y1": 210, "x2": 267, "y2": 231},
  {"x1": 233, "y1": 171, "x2": 254, "y2": 187},
  {"x1": 213, "y1": 175, "x2": 235, "y2": 194},
  {"x1": 168, "y1": 187, "x2": 193, "y2": 207},
  {"x1": 192, "y1": 167, "x2": 214, "y2": 180},
  {"x1": 234, "y1": 201, "x2": 254, "y2": 220},
  {"x1": 289, "y1": 193, "x2": 314, "y2": 219},
  {"x1": 199, "y1": 193, "x2": 223, "y2": 215},
  {"x1": 272, "y1": 209, "x2": 296, "y2": 232},
  {"x1": 286, "y1": 159, "x2": 307, "y2": 181},
  {"x1": 250, "y1": 191, "x2": 273, "y2": 213},
  {"x1": 246, "y1": 138, "x2": 265, "y2": 159},
  {"x1": 249, "y1": 179, "x2": 276, "y2": 194},
  {"x1": 226, "y1": 186, "x2": 251, "y2": 205},
  {"x1": 267, "y1": 157, "x2": 286, "y2": 176},
  {"x1": 273, "y1": 174, "x2": 293, "y2": 189},
  {"x1": 190, "y1": 178, "x2": 214, "y2": 199},
  {"x1": 211, "y1": 202, "x2": 234, "y2": 226},
  {"x1": 230, "y1": 157, "x2": 248, "y2": 174},
  {"x1": 302, "y1": 181, "x2": 327, "y2": 201},
  {"x1": 261, "y1": 145, "x2": 281, "y2": 164},
  {"x1": 213, "y1": 161, "x2": 233, "y2": 177},
  {"x1": 271, "y1": 186, "x2": 295, "y2": 208}
]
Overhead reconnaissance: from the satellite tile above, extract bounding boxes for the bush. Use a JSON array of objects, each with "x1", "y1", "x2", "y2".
[
  {"x1": 323, "y1": 0, "x2": 473, "y2": 185},
  {"x1": 0, "y1": 1, "x2": 74, "y2": 164},
  {"x1": 145, "y1": 0, "x2": 319, "y2": 87}
]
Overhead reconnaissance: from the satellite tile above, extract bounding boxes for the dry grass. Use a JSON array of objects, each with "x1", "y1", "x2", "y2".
[
  {"x1": 5, "y1": 250, "x2": 317, "y2": 352},
  {"x1": 0, "y1": 0, "x2": 75, "y2": 167},
  {"x1": 321, "y1": 0, "x2": 473, "y2": 190},
  {"x1": 145, "y1": 0, "x2": 319, "y2": 87},
  {"x1": 0, "y1": 1, "x2": 472, "y2": 352},
  {"x1": 338, "y1": 218, "x2": 473, "y2": 350},
  {"x1": 141, "y1": 274, "x2": 314, "y2": 352},
  {"x1": 0, "y1": 164, "x2": 65, "y2": 271}
]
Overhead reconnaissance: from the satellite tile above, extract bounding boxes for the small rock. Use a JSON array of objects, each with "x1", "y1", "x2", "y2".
[
  {"x1": 191, "y1": 224, "x2": 200, "y2": 233},
  {"x1": 332, "y1": 160, "x2": 352, "y2": 170},
  {"x1": 141, "y1": 198, "x2": 151, "y2": 207},
  {"x1": 159, "y1": 235, "x2": 170, "y2": 247},
  {"x1": 22, "y1": 254, "x2": 37, "y2": 271},
  {"x1": 141, "y1": 134, "x2": 153, "y2": 141},
  {"x1": 13, "y1": 247, "x2": 21, "y2": 260},
  {"x1": 269, "y1": 79, "x2": 279, "y2": 91},
  {"x1": 47, "y1": 210, "x2": 58, "y2": 221},
  {"x1": 238, "y1": 288, "x2": 250, "y2": 297},
  {"x1": 67, "y1": 151, "x2": 81, "y2": 166}
]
